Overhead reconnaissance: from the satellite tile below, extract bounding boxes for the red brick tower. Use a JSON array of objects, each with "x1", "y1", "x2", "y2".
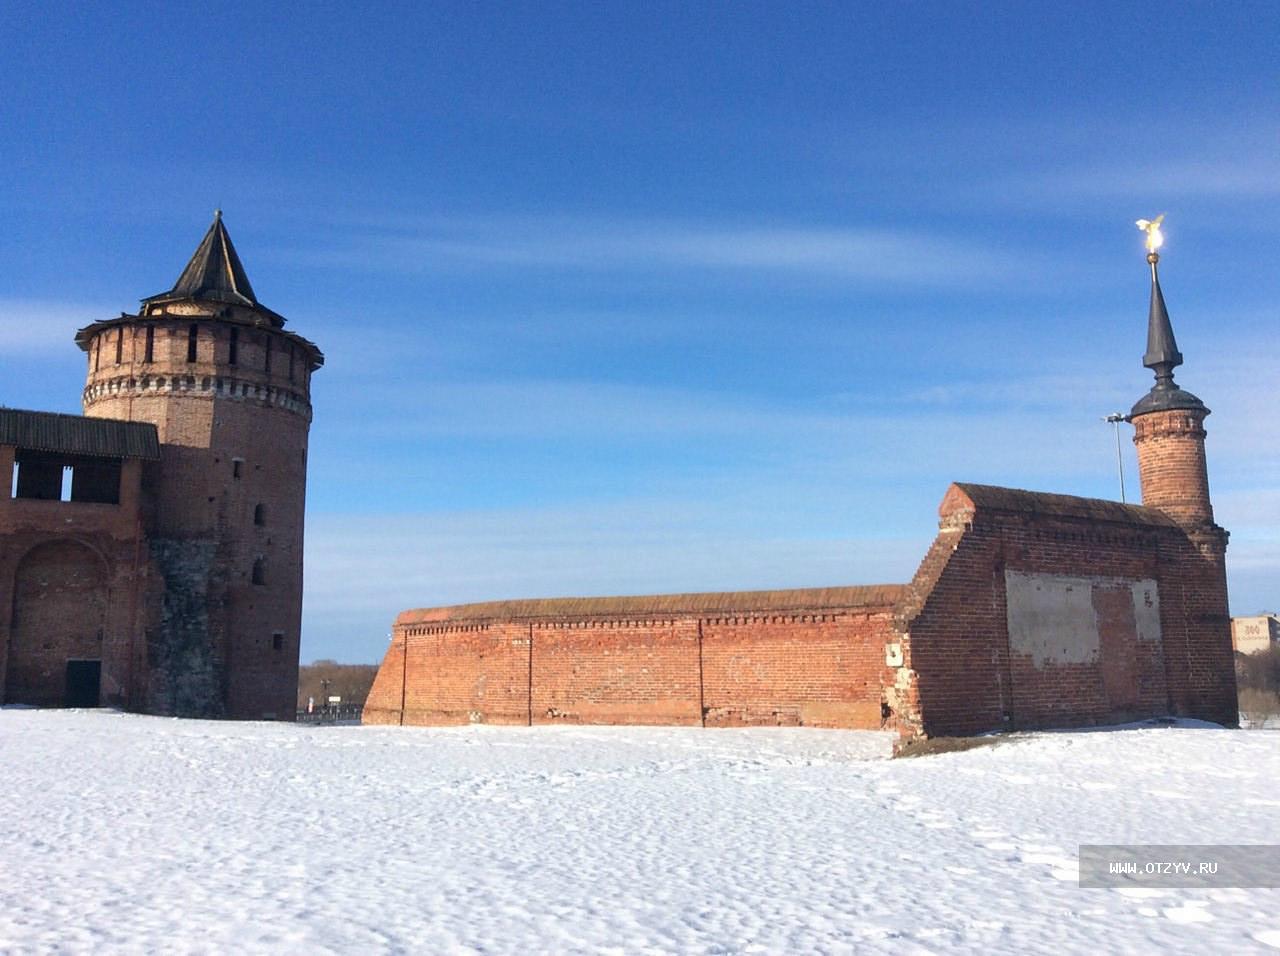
[
  {"x1": 76, "y1": 212, "x2": 323, "y2": 718},
  {"x1": 1127, "y1": 224, "x2": 1236, "y2": 723}
]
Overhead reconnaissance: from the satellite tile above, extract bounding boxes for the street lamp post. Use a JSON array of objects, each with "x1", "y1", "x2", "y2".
[{"x1": 1103, "y1": 412, "x2": 1128, "y2": 503}]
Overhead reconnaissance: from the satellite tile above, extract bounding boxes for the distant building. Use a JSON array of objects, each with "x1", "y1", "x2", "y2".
[
  {"x1": 366, "y1": 242, "x2": 1239, "y2": 741},
  {"x1": 1232, "y1": 614, "x2": 1280, "y2": 655},
  {"x1": 0, "y1": 213, "x2": 322, "y2": 718}
]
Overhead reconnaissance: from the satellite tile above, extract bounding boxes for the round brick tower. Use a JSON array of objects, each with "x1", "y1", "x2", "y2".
[
  {"x1": 1127, "y1": 228, "x2": 1235, "y2": 724},
  {"x1": 75, "y1": 212, "x2": 324, "y2": 719},
  {"x1": 1128, "y1": 245, "x2": 1222, "y2": 544}
]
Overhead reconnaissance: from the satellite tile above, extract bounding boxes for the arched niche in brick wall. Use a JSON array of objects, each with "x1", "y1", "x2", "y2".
[{"x1": 4, "y1": 539, "x2": 109, "y2": 707}]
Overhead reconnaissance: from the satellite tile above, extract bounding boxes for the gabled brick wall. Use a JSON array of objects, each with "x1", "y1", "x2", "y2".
[{"x1": 897, "y1": 483, "x2": 1236, "y2": 737}]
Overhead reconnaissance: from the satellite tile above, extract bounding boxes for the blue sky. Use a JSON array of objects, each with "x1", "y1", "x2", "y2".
[{"x1": 3, "y1": 2, "x2": 1277, "y2": 663}]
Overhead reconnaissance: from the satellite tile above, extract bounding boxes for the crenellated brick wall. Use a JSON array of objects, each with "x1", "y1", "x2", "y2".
[{"x1": 364, "y1": 590, "x2": 903, "y2": 730}]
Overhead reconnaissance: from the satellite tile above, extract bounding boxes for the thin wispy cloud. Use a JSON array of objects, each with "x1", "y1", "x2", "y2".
[
  {"x1": 302, "y1": 504, "x2": 926, "y2": 657},
  {"x1": 967, "y1": 119, "x2": 1280, "y2": 207},
  {"x1": 279, "y1": 216, "x2": 1023, "y2": 286},
  {"x1": 0, "y1": 300, "x2": 100, "y2": 356},
  {"x1": 316, "y1": 376, "x2": 1129, "y2": 478},
  {"x1": 1018, "y1": 159, "x2": 1280, "y2": 202}
]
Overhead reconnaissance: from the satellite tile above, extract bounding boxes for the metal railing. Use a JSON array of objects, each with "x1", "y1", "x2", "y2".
[{"x1": 296, "y1": 702, "x2": 364, "y2": 724}]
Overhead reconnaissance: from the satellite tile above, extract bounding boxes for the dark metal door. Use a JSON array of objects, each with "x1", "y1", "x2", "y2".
[{"x1": 64, "y1": 660, "x2": 101, "y2": 708}]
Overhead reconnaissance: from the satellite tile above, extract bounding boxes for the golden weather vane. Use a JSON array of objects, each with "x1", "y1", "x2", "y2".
[{"x1": 1136, "y1": 214, "x2": 1165, "y2": 258}]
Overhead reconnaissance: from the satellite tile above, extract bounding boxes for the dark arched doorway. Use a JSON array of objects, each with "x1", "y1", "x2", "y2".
[{"x1": 5, "y1": 540, "x2": 108, "y2": 707}]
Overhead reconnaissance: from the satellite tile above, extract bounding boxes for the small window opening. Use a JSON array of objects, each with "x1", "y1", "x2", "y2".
[
  {"x1": 144, "y1": 326, "x2": 155, "y2": 363},
  {"x1": 229, "y1": 327, "x2": 239, "y2": 366},
  {"x1": 11, "y1": 453, "x2": 66, "y2": 500},
  {"x1": 272, "y1": 632, "x2": 284, "y2": 652},
  {"x1": 232, "y1": 459, "x2": 243, "y2": 479},
  {"x1": 252, "y1": 558, "x2": 266, "y2": 586},
  {"x1": 94, "y1": 335, "x2": 101, "y2": 371},
  {"x1": 12, "y1": 452, "x2": 121, "y2": 504},
  {"x1": 115, "y1": 329, "x2": 123, "y2": 365},
  {"x1": 187, "y1": 324, "x2": 198, "y2": 363},
  {"x1": 254, "y1": 503, "x2": 265, "y2": 526},
  {"x1": 70, "y1": 458, "x2": 121, "y2": 504},
  {"x1": 264, "y1": 338, "x2": 272, "y2": 374},
  {"x1": 287, "y1": 345, "x2": 295, "y2": 383}
]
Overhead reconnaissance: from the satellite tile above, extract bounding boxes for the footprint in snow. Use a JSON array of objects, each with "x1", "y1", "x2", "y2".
[
  {"x1": 1162, "y1": 901, "x2": 1213, "y2": 924},
  {"x1": 914, "y1": 810, "x2": 952, "y2": 829},
  {"x1": 1018, "y1": 850, "x2": 1078, "y2": 881},
  {"x1": 1253, "y1": 929, "x2": 1280, "y2": 949},
  {"x1": 1117, "y1": 887, "x2": 1173, "y2": 899}
]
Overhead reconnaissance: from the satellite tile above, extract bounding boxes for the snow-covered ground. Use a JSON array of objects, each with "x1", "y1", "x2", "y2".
[{"x1": 1, "y1": 711, "x2": 1278, "y2": 954}]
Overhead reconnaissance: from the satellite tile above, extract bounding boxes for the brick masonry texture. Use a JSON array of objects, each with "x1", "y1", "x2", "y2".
[
  {"x1": 364, "y1": 598, "x2": 899, "y2": 730},
  {"x1": 1132, "y1": 408, "x2": 1215, "y2": 528},
  {"x1": 0, "y1": 458, "x2": 150, "y2": 710}
]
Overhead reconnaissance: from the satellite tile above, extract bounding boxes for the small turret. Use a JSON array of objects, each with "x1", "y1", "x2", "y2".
[{"x1": 1128, "y1": 223, "x2": 1216, "y2": 530}]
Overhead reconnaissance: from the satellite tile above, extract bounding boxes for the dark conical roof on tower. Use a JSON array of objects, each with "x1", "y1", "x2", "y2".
[
  {"x1": 140, "y1": 211, "x2": 286, "y2": 327},
  {"x1": 1130, "y1": 250, "x2": 1205, "y2": 417},
  {"x1": 170, "y1": 210, "x2": 257, "y2": 305}
]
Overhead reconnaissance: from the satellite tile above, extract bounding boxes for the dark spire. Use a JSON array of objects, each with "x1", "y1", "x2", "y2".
[
  {"x1": 1130, "y1": 248, "x2": 1205, "y2": 417},
  {"x1": 1143, "y1": 253, "x2": 1182, "y2": 383},
  {"x1": 161, "y1": 209, "x2": 258, "y2": 306}
]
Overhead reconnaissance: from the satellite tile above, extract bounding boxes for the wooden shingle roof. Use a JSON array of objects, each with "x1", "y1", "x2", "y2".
[
  {"x1": 398, "y1": 584, "x2": 905, "y2": 626},
  {"x1": 139, "y1": 211, "x2": 288, "y2": 329},
  {"x1": 948, "y1": 482, "x2": 1177, "y2": 527},
  {"x1": 0, "y1": 408, "x2": 160, "y2": 460}
]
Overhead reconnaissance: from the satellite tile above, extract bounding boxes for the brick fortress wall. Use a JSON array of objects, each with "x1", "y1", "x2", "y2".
[
  {"x1": 364, "y1": 589, "x2": 903, "y2": 730},
  {"x1": 366, "y1": 481, "x2": 1239, "y2": 742},
  {"x1": 0, "y1": 450, "x2": 150, "y2": 709}
]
